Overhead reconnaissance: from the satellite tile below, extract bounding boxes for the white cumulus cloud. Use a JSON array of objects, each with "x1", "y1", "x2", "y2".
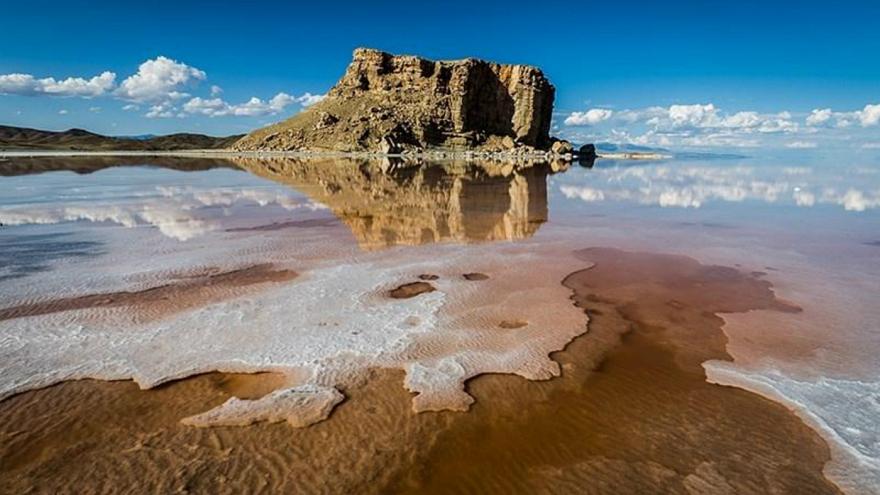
[
  {"x1": 116, "y1": 56, "x2": 206, "y2": 103},
  {"x1": 145, "y1": 102, "x2": 182, "y2": 119},
  {"x1": 567, "y1": 103, "x2": 798, "y2": 135},
  {"x1": 0, "y1": 71, "x2": 116, "y2": 97},
  {"x1": 859, "y1": 104, "x2": 880, "y2": 127},
  {"x1": 718, "y1": 111, "x2": 761, "y2": 129},
  {"x1": 183, "y1": 92, "x2": 318, "y2": 117},
  {"x1": 667, "y1": 104, "x2": 716, "y2": 127},
  {"x1": 802, "y1": 104, "x2": 880, "y2": 129},
  {"x1": 806, "y1": 108, "x2": 833, "y2": 126},
  {"x1": 557, "y1": 102, "x2": 842, "y2": 150},
  {"x1": 0, "y1": 56, "x2": 326, "y2": 121},
  {"x1": 564, "y1": 108, "x2": 613, "y2": 126},
  {"x1": 296, "y1": 92, "x2": 326, "y2": 107}
]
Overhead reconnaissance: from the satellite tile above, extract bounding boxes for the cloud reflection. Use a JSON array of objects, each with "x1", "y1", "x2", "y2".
[
  {"x1": 559, "y1": 164, "x2": 880, "y2": 211},
  {"x1": 0, "y1": 187, "x2": 325, "y2": 241}
]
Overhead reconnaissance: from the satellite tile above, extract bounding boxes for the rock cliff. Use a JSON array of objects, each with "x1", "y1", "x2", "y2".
[{"x1": 232, "y1": 48, "x2": 559, "y2": 153}]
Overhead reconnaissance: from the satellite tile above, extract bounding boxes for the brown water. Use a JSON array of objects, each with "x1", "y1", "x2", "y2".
[{"x1": 0, "y1": 248, "x2": 840, "y2": 494}]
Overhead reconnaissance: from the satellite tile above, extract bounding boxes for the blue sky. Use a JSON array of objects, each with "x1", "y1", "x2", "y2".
[{"x1": 1, "y1": 0, "x2": 878, "y2": 150}]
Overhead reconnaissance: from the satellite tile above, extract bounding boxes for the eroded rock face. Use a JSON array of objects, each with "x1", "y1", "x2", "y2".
[{"x1": 233, "y1": 48, "x2": 556, "y2": 152}]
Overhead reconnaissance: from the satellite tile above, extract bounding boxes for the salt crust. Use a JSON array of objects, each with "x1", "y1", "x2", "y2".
[
  {"x1": 0, "y1": 242, "x2": 588, "y2": 428},
  {"x1": 706, "y1": 362, "x2": 880, "y2": 492}
]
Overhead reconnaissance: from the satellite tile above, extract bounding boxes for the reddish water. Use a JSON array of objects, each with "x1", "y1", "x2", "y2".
[{"x1": 0, "y1": 248, "x2": 840, "y2": 494}]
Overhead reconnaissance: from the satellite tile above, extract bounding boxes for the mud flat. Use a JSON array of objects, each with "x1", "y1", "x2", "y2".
[{"x1": 0, "y1": 248, "x2": 841, "y2": 494}]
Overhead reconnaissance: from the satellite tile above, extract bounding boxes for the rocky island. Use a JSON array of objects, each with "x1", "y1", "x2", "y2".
[{"x1": 233, "y1": 48, "x2": 575, "y2": 157}]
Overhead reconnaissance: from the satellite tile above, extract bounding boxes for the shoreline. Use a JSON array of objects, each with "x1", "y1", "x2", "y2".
[
  {"x1": 0, "y1": 149, "x2": 665, "y2": 161},
  {"x1": 705, "y1": 362, "x2": 879, "y2": 493}
]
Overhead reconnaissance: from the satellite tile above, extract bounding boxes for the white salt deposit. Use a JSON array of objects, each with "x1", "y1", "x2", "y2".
[
  {"x1": 0, "y1": 239, "x2": 588, "y2": 427},
  {"x1": 706, "y1": 364, "x2": 880, "y2": 492},
  {"x1": 182, "y1": 384, "x2": 345, "y2": 427}
]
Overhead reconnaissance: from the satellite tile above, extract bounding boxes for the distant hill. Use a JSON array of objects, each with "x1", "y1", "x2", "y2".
[
  {"x1": 0, "y1": 125, "x2": 242, "y2": 151},
  {"x1": 595, "y1": 142, "x2": 747, "y2": 160},
  {"x1": 116, "y1": 134, "x2": 157, "y2": 141},
  {"x1": 595, "y1": 142, "x2": 670, "y2": 153}
]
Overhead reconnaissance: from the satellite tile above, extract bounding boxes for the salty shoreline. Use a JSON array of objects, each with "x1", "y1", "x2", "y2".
[
  {"x1": 0, "y1": 236, "x2": 590, "y2": 422},
  {"x1": 0, "y1": 247, "x2": 843, "y2": 493},
  {"x1": 0, "y1": 149, "x2": 663, "y2": 161}
]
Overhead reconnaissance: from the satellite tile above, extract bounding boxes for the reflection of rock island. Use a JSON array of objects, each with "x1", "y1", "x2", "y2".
[{"x1": 234, "y1": 157, "x2": 563, "y2": 250}]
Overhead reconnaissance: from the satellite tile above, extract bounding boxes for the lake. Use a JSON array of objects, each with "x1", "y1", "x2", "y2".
[{"x1": 0, "y1": 154, "x2": 877, "y2": 494}]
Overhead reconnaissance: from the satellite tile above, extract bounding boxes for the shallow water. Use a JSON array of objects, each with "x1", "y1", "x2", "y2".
[{"x1": 0, "y1": 154, "x2": 878, "y2": 493}]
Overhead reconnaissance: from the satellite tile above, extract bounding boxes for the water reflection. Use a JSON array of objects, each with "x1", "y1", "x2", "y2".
[
  {"x1": 234, "y1": 157, "x2": 562, "y2": 250},
  {"x1": 0, "y1": 155, "x2": 237, "y2": 176},
  {"x1": 0, "y1": 156, "x2": 563, "y2": 249},
  {"x1": 0, "y1": 232, "x2": 104, "y2": 281},
  {"x1": 558, "y1": 161, "x2": 880, "y2": 210},
  {"x1": 0, "y1": 157, "x2": 321, "y2": 241}
]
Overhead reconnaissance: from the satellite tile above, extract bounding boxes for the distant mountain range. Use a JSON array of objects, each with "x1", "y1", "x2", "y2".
[
  {"x1": 595, "y1": 142, "x2": 747, "y2": 160},
  {"x1": 0, "y1": 125, "x2": 242, "y2": 151},
  {"x1": 595, "y1": 142, "x2": 670, "y2": 153}
]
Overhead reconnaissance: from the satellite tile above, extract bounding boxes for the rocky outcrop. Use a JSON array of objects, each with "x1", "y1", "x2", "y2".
[
  {"x1": 233, "y1": 48, "x2": 559, "y2": 153},
  {"x1": 577, "y1": 143, "x2": 597, "y2": 168}
]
